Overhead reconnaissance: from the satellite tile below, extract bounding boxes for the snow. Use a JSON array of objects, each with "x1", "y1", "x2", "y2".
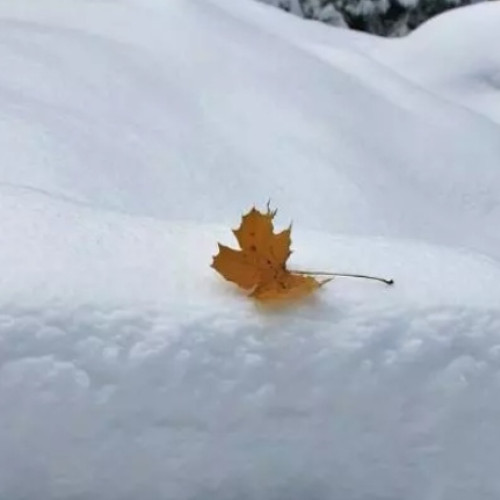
[
  {"x1": 370, "y1": 2, "x2": 500, "y2": 124},
  {"x1": 0, "y1": 0, "x2": 499, "y2": 498}
]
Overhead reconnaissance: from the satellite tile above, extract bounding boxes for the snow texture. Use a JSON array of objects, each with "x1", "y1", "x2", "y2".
[
  {"x1": 0, "y1": 1, "x2": 500, "y2": 499},
  {"x1": 371, "y1": 2, "x2": 500, "y2": 124}
]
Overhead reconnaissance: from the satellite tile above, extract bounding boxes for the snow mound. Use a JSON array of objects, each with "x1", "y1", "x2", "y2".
[
  {"x1": 372, "y1": 2, "x2": 500, "y2": 123},
  {"x1": 0, "y1": 0, "x2": 500, "y2": 257},
  {"x1": 1, "y1": 189, "x2": 500, "y2": 499}
]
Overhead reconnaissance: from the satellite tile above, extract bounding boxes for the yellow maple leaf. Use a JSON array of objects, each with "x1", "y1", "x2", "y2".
[{"x1": 211, "y1": 206, "x2": 321, "y2": 301}]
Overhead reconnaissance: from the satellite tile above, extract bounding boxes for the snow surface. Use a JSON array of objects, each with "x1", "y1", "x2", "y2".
[
  {"x1": 1, "y1": 1, "x2": 500, "y2": 499},
  {"x1": 370, "y1": 2, "x2": 500, "y2": 125}
]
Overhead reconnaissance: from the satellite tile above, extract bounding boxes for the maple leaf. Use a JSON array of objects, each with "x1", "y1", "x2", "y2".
[{"x1": 211, "y1": 206, "x2": 321, "y2": 301}]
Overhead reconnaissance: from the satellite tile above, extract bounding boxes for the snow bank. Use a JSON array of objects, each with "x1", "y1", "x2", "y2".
[
  {"x1": 1, "y1": 188, "x2": 500, "y2": 500},
  {"x1": 1, "y1": 0, "x2": 500, "y2": 498},
  {"x1": 0, "y1": 0, "x2": 499, "y2": 254}
]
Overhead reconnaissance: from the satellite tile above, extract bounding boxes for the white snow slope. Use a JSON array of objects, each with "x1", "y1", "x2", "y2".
[{"x1": 1, "y1": 1, "x2": 500, "y2": 499}]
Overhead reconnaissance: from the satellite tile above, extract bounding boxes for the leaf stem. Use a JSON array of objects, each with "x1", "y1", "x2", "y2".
[{"x1": 291, "y1": 270, "x2": 394, "y2": 286}]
